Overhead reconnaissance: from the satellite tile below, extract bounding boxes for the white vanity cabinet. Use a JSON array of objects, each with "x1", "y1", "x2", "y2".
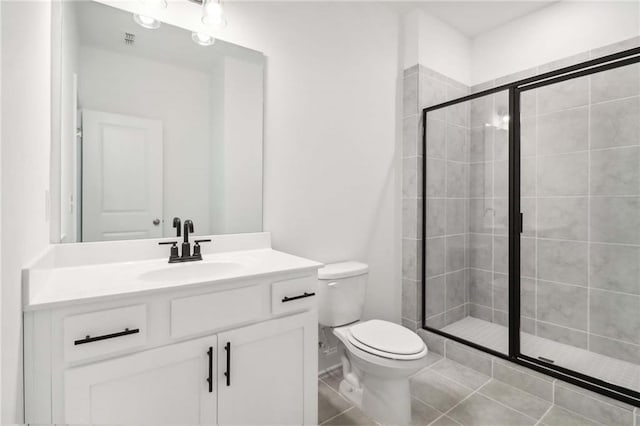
[
  {"x1": 65, "y1": 334, "x2": 219, "y2": 424},
  {"x1": 217, "y1": 313, "x2": 312, "y2": 425},
  {"x1": 24, "y1": 271, "x2": 319, "y2": 425}
]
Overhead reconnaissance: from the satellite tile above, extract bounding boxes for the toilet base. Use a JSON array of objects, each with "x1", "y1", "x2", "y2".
[
  {"x1": 338, "y1": 374, "x2": 412, "y2": 425},
  {"x1": 338, "y1": 379, "x2": 363, "y2": 407}
]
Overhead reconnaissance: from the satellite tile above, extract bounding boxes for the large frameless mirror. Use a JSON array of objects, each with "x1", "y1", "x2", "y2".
[{"x1": 51, "y1": 0, "x2": 264, "y2": 243}]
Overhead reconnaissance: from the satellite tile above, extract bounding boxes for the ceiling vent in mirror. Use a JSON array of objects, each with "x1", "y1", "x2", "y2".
[{"x1": 124, "y1": 33, "x2": 136, "y2": 46}]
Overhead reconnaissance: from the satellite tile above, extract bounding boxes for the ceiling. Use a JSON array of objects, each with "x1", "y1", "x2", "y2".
[{"x1": 395, "y1": 1, "x2": 558, "y2": 37}]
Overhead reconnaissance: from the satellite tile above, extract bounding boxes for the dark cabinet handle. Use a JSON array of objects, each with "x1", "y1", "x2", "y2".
[
  {"x1": 224, "y1": 342, "x2": 231, "y2": 387},
  {"x1": 74, "y1": 328, "x2": 140, "y2": 345},
  {"x1": 206, "y1": 346, "x2": 213, "y2": 393},
  {"x1": 282, "y1": 292, "x2": 316, "y2": 303}
]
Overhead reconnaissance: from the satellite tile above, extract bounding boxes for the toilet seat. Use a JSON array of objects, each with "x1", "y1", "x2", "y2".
[{"x1": 347, "y1": 320, "x2": 427, "y2": 361}]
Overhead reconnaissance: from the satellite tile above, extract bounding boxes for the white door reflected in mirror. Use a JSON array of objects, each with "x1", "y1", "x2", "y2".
[{"x1": 82, "y1": 110, "x2": 163, "y2": 242}]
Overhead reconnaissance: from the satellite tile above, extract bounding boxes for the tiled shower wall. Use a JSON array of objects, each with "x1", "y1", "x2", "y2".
[
  {"x1": 403, "y1": 37, "x2": 640, "y2": 366},
  {"x1": 513, "y1": 40, "x2": 640, "y2": 365},
  {"x1": 402, "y1": 65, "x2": 471, "y2": 331}
]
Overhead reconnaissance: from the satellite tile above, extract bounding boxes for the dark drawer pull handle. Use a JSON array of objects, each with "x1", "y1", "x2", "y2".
[
  {"x1": 282, "y1": 292, "x2": 316, "y2": 303},
  {"x1": 206, "y1": 346, "x2": 213, "y2": 393},
  {"x1": 224, "y1": 342, "x2": 231, "y2": 387},
  {"x1": 74, "y1": 328, "x2": 140, "y2": 345}
]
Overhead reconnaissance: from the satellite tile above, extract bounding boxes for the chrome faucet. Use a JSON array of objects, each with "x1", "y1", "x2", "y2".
[{"x1": 159, "y1": 219, "x2": 211, "y2": 263}]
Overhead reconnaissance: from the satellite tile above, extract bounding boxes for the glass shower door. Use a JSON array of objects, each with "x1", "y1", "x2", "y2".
[
  {"x1": 423, "y1": 89, "x2": 510, "y2": 356},
  {"x1": 518, "y1": 60, "x2": 640, "y2": 394}
]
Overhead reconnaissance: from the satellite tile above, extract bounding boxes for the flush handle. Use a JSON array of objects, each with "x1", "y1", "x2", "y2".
[{"x1": 152, "y1": 218, "x2": 161, "y2": 226}]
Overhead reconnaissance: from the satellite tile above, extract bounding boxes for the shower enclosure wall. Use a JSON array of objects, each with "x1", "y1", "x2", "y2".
[{"x1": 405, "y1": 39, "x2": 640, "y2": 407}]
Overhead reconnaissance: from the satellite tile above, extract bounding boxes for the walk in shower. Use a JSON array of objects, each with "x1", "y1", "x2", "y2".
[{"x1": 421, "y1": 45, "x2": 640, "y2": 405}]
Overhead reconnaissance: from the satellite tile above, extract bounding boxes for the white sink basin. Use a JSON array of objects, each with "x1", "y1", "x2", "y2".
[{"x1": 138, "y1": 261, "x2": 245, "y2": 282}]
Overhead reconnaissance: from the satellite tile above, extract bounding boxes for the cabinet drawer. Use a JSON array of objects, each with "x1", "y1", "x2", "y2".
[
  {"x1": 171, "y1": 285, "x2": 269, "y2": 338},
  {"x1": 64, "y1": 304, "x2": 147, "y2": 363},
  {"x1": 271, "y1": 276, "x2": 318, "y2": 315}
]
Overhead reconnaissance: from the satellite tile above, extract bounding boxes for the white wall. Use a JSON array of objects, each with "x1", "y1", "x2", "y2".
[
  {"x1": 1, "y1": 2, "x2": 52, "y2": 422},
  {"x1": 0, "y1": 0, "x2": 3, "y2": 420},
  {"x1": 410, "y1": 10, "x2": 472, "y2": 85},
  {"x1": 472, "y1": 1, "x2": 640, "y2": 84},
  {"x1": 223, "y1": 2, "x2": 402, "y2": 325},
  {"x1": 220, "y1": 57, "x2": 263, "y2": 234},
  {"x1": 78, "y1": 46, "x2": 212, "y2": 235}
]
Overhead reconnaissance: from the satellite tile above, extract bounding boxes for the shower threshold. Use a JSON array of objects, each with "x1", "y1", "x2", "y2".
[{"x1": 441, "y1": 316, "x2": 640, "y2": 394}]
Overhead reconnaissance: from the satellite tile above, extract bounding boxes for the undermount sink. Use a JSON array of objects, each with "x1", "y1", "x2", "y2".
[{"x1": 138, "y1": 261, "x2": 245, "y2": 282}]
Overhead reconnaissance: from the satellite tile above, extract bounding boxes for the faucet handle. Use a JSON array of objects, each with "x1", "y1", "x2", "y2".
[
  {"x1": 159, "y1": 241, "x2": 179, "y2": 259},
  {"x1": 193, "y1": 239, "x2": 212, "y2": 257}
]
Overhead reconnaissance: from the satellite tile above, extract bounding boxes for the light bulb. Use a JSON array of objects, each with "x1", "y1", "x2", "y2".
[
  {"x1": 202, "y1": 0, "x2": 227, "y2": 28},
  {"x1": 133, "y1": 13, "x2": 161, "y2": 29},
  {"x1": 192, "y1": 32, "x2": 216, "y2": 46}
]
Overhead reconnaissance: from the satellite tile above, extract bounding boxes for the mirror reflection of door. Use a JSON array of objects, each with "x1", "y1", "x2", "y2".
[{"x1": 81, "y1": 109, "x2": 163, "y2": 242}]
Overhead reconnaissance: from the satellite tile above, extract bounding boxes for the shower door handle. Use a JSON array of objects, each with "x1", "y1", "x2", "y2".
[{"x1": 520, "y1": 212, "x2": 524, "y2": 234}]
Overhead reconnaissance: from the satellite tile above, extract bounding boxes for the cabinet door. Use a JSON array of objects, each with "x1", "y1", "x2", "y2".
[
  {"x1": 217, "y1": 311, "x2": 317, "y2": 425},
  {"x1": 64, "y1": 335, "x2": 217, "y2": 424}
]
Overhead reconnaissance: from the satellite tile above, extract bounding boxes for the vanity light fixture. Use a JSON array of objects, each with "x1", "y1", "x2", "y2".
[
  {"x1": 133, "y1": 13, "x2": 161, "y2": 29},
  {"x1": 192, "y1": 31, "x2": 216, "y2": 46},
  {"x1": 201, "y1": 0, "x2": 227, "y2": 29},
  {"x1": 133, "y1": 0, "x2": 166, "y2": 29}
]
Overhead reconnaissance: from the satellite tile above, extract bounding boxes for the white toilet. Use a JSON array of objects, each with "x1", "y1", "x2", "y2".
[{"x1": 318, "y1": 261, "x2": 429, "y2": 425}]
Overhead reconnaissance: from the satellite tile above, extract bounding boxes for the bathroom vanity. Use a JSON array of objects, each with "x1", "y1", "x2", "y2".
[
  {"x1": 29, "y1": 0, "x2": 320, "y2": 422},
  {"x1": 23, "y1": 233, "x2": 321, "y2": 424}
]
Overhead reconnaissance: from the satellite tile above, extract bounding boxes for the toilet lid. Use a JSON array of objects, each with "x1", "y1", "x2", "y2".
[{"x1": 348, "y1": 320, "x2": 425, "y2": 356}]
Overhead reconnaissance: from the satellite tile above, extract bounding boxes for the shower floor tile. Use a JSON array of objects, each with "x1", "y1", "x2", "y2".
[{"x1": 441, "y1": 316, "x2": 640, "y2": 393}]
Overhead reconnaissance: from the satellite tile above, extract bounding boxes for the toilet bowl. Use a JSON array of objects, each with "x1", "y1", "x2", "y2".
[
  {"x1": 332, "y1": 320, "x2": 429, "y2": 425},
  {"x1": 317, "y1": 262, "x2": 428, "y2": 425}
]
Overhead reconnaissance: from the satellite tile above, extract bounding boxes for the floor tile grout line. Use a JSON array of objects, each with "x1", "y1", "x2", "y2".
[
  {"x1": 319, "y1": 406, "x2": 355, "y2": 426},
  {"x1": 410, "y1": 395, "x2": 448, "y2": 421},
  {"x1": 319, "y1": 378, "x2": 353, "y2": 406},
  {"x1": 534, "y1": 404, "x2": 554, "y2": 426},
  {"x1": 553, "y1": 381, "x2": 638, "y2": 412},
  {"x1": 429, "y1": 413, "x2": 464, "y2": 426},
  {"x1": 428, "y1": 365, "x2": 489, "y2": 392},
  {"x1": 492, "y1": 355, "x2": 553, "y2": 383},
  {"x1": 552, "y1": 405, "x2": 609, "y2": 426},
  {"x1": 475, "y1": 383, "x2": 545, "y2": 423},
  {"x1": 427, "y1": 381, "x2": 483, "y2": 425}
]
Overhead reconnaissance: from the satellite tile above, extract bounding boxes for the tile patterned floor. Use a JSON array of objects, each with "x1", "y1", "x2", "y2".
[{"x1": 318, "y1": 353, "x2": 607, "y2": 425}]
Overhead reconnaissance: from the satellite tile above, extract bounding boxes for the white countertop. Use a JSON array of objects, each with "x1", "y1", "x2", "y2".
[{"x1": 24, "y1": 248, "x2": 323, "y2": 311}]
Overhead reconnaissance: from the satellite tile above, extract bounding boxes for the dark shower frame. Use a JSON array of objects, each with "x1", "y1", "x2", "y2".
[{"x1": 420, "y1": 46, "x2": 640, "y2": 407}]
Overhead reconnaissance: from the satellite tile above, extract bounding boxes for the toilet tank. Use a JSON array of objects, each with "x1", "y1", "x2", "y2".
[{"x1": 317, "y1": 261, "x2": 369, "y2": 327}]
